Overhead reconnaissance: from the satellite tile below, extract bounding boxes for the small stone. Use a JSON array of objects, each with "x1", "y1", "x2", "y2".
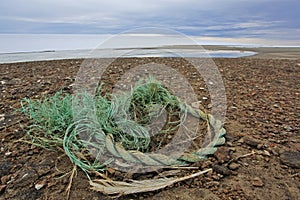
[
  {"x1": 263, "y1": 150, "x2": 271, "y2": 157},
  {"x1": 271, "y1": 148, "x2": 279, "y2": 156},
  {"x1": 281, "y1": 165, "x2": 288, "y2": 169},
  {"x1": 0, "y1": 184, "x2": 6, "y2": 193},
  {"x1": 228, "y1": 162, "x2": 240, "y2": 170},
  {"x1": 208, "y1": 81, "x2": 214, "y2": 85},
  {"x1": 0, "y1": 114, "x2": 4, "y2": 122},
  {"x1": 1, "y1": 175, "x2": 10, "y2": 184},
  {"x1": 257, "y1": 143, "x2": 264, "y2": 149},
  {"x1": 230, "y1": 106, "x2": 238, "y2": 110},
  {"x1": 280, "y1": 151, "x2": 300, "y2": 168},
  {"x1": 212, "y1": 165, "x2": 232, "y2": 176},
  {"x1": 228, "y1": 147, "x2": 236, "y2": 152},
  {"x1": 278, "y1": 149, "x2": 285, "y2": 155},
  {"x1": 237, "y1": 138, "x2": 244, "y2": 144},
  {"x1": 227, "y1": 142, "x2": 233, "y2": 147},
  {"x1": 202, "y1": 97, "x2": 208, "y2": 100},
  {"x1": 212, "y1": 175, "x2": 220, "y2": 181},
  {"x1": 244, "y1": 136, "x2": 261, "y2": 147},
  {"x1": 35, "y1": 181, "x2": 46, "y2": 190},
  {"x1": 256, "y1": 154, "x2": 264, "y2": 161},
  {"x1": 4, "y1": 152, "x2": 12, "y2": 156},
  {"x1": 284, "y1": 125, "x2": 292, "y2": 132},
  {"x1": 252, "y1": 177, "x2": 264, "y2": 187}
]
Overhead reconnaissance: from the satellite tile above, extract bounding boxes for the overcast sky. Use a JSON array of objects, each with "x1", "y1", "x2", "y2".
[{"x1": 1, "y1": 0, "x2": 299, "y2": 42}]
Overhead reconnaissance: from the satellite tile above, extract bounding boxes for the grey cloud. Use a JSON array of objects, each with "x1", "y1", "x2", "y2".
[{"x1": 0, "y1": 0, "x2": 299, "y2": 41}]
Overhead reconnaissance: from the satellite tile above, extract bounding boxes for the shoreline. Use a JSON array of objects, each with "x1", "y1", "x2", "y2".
[
  {"x1": 1, "y1": 46, "x2": 300, "y2": 64},
  {"x1": 164, "y1": 45, "x2": 300, "y2": 60}
]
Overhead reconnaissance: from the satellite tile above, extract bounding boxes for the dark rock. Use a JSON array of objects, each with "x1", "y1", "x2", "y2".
[
  {"x1": 212, "y1": 165, "x2": 232, "y2": 176},
  {"x1": 244, "y1": 136, "x2": 261, "y2": 148},
  {"x1": 280, "y1": 151, "x2": 300, "y2": 168}
]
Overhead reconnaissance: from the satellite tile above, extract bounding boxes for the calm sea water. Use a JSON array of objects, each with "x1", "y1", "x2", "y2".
[
  {"x1": 0, "y1": 49, "x2": 257, "y2": 63},
  {"x1": 0, "y1": 34, "x2": 257, "y2": 63}
]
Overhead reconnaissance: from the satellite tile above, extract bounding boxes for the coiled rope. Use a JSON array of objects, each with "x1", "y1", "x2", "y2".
[{"x1": 63, "y1": 101, "x2": 226, "y2": 171}]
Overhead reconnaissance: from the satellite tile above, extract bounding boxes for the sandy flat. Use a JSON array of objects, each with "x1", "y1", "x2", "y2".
[{"x1": 158, "y1": 45, "x2": 300, "y2": 60}]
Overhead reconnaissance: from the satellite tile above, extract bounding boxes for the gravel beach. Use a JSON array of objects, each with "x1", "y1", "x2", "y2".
[{"x1": 0, "y1": 49, "x2": 299, "y2": 199}]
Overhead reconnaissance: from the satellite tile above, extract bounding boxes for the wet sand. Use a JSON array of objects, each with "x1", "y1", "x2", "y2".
[{"x1": 167, "y1": 45, "x2": 300, "y2": 60}]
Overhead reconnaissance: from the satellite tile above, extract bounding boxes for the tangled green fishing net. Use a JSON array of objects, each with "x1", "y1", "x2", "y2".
[{"x1": 21, "y1": 78, "x2": 226, "y2": 175}]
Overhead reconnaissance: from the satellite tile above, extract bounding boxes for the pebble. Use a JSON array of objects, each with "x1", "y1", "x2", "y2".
[
  {"x1": 4, "y1": 152, "x2": 12, "y2": 156},
  {"x1": 263, "y1": 150, "x2": 271, "y2": 157},
  {"x1": 1, "y1": 175, "x2": 10, "y2": 184},
  {"x1": 228, "y1": 162, "x2": 240, "y2": 170},
  {"x1": 252, "y1": 177, "x2": 264, "y2": 187},
  {"x1": 212, "y1": 165, "x2": 232, "y2": 176},
  {"x1": 257, "y1": 143, "x2": 264, "y2": 149},
  {"x1": 35, "y1": 182, "x2": 45, "y2": 190},
  {"x1": 265, "y1": 157, "x2": 270, "y2": 162},
  {"x1": 208, "y1": 81, "x2": 214, "y2": 85},
  {"x1": 212, "y1": 175, "x2": 220, "y2": 181},
  {"x1": 0, "y1": 114, "x2": 4, "y2": 122},
  {"x1": 284, "y1": 125, "x2": 292, "y2": 132},
  {"x1": 0, "y1": 184, "x2": 6, "y2": 193},
  {"x1": 228, "y1": 147, "x2": 236, "y2": 152},
  {"x1": 237, "y1": 138, "x2": 244, "y2": 144},
  {"x1": 244, "y1": 136, "x2": 261, "y2": 148},
  {"x1": 227, "y1": 142, "x2": 233, "y2": 147}
]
